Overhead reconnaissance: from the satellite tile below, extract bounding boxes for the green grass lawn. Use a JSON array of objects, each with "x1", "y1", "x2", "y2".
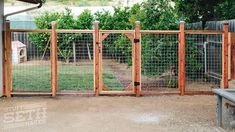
[{"x1": 12, "y1": 63, "x2": 124, "y2": 91}]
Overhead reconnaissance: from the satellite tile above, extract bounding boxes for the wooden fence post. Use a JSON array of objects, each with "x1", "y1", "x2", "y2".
[
  {"x1": 135, "y1": 21, "x2": 141, "y2": 97},
  {"x1": 230, "y1": 32, "x2": 235, "y2": 80},
  {"x1": 94, "y1": 21, "x2": 100, "y2": 96},
  {"x1": 51, "y1": 21, "x2": 58, "y2": 97},
  {"x1": 178, "y1": 21, "x2": 186, "y2": 95},
  {"x1": 221, "y1": 23, "x2": 229, "y2": 89},
  {"x1": 4, "y1": 21, "x2": 12, "y2": 97}
]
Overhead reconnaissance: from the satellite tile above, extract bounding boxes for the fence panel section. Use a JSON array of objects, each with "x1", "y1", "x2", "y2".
[
  {"x1": 11, "y1": 31, "x2": 51, "y2": 92},
  {"x1": 141, "y1": 33, "x2": 179, "y2": 93},
  {"x1": 185, "y1": 33, "x2": 222, "y2": 92},
  {"x1": 57, "y1": 32, "x2": 94, "y2": 92}
]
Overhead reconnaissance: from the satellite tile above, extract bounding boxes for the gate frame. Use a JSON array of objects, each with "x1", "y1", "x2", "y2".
[{"x1": 98, "y1": 29, "x2": 136, "y2": 95}]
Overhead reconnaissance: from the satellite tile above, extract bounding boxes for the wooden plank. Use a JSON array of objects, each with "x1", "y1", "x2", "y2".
[
  {"x1": 50, "y1": 21, "x2": 58, "y2": 97},
  {"x1": 2, "y1": 25, "x2": 6, "y2": 96},
  {"x1": 131, "y1": 33, "x2": 135, "y2": 93},
  {"x1": 11, "y1": 91, "x2": 52, "y2": 95},
  {"x1": 229, "y1": 32, "x2": 235, "y2": 79},
  {"x1": 141, "y1": 91, "x2": 180, "y2": 95},
  {"x1": 140, "y1": 30, "x2": 180, "y2": 34},
  {"x1": 228, "y1": 33, "x2": 232, "y2": 80},
  {"x1": 4, "y1": 21, "x2": 12, "y2": 97},
  {"x1": 57, "y1": 91, "x2": 95, "y2": 95},
  {"x1": 10, "y1": 29, "x2": 51, "y2": 33},
  {"x1": 99, "y1": 30, "x2": 134, "y2": 34},
  {"x1": 179, "y1": 21, "x2": 186, "y2": 95},
  {"x1": 56, "y1": 29, "x2": 94, "y2": 33},
  {"x1": 185, "y1": 30, "x2": 224, "y2": 34},
  {"x1": 101, "y1": 33, "x2": 110, "y2": 42},
  {"x1": 99, "y1": 32, "x2": 103, "y2": 93},
  {"x1": 221, "y1": 23, "x2": 229, "y2": 89},
  {"x1": 100, "y1": 91, "x2": 135, "y2": 95},
  {"x1": 135, "y1": 21, "x2": 141, "y2": 97},
  {"x1": 94, "y1": 21, "x2": 100, "y2": 96}
]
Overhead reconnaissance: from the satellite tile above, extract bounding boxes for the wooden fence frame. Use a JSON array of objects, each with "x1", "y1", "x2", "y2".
[{"x1": 2, "y1": 21, "x2": 230, "y2": 97}]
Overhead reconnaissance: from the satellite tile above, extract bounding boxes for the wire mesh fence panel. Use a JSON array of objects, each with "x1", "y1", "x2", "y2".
[
  {"x1": 101, "y1": 33, "x2": 133, "y2": 91},
  {"x1": 57, "y1": 32, "x2": 94, "y2": 91},
  {"x1": 12, "y1": 32, "x2": 51, "y2": 91},
  {"x1": 141, "y1": 34, "x2": 179, "y2": 92},
  {"x1": 185, "y1": 34, "x2": 222, "y2": 91}
]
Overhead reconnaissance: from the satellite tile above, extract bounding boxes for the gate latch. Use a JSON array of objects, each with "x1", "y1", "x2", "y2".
[
  {"x1": 134, "y1": 39, "x2": 140, "y2": 43},
  {"x1": 134, "y1": 82, "x2": 140, "y2": 86}
]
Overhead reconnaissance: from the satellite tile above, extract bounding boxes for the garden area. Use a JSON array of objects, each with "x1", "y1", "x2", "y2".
[{"x1": 10, "y1": 0, "x2": 228, "y2": 92}]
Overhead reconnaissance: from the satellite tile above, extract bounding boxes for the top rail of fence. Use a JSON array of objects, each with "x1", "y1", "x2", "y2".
[
  {"x1": 140, "y1": 30, "x2": 180, "y2": 34},
  {"x1": 10, "y1": 29, "x2": 52, "y2": 33},
  {"x1": 10, "y1": 29, "x2": 95, "y2": 33},
  {"x1": 10, "y1": 29, "x2": 225, "y2": 35},
  {"x1": 185, "y1": 30, "x2": 224, "y2": 34},
  {"x1": 56, "y1": 29, "x2": 94, "y2": 33},
  {"x1": 99, "y1": 30, "x2": 135, "y2": 34}
]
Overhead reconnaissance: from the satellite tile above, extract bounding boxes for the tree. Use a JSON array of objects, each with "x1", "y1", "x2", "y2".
[
  {"x1": 174, "y1": 0, "x2": 235, "y2": 27},
  {"x1": 215, "y1": 0, "x2": 235, "y2": 20}
]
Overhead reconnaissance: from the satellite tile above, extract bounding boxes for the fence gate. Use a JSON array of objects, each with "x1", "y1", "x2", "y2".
[{"x1": 99, "y1": 30, "x2": 135, "y2": 94}]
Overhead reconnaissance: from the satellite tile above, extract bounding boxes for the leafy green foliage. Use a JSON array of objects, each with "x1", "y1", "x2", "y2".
[
  {"x1": 174, "y1": 0, "x2": 235, "y2": 27},
  {"x1": 75, "y1": 9, "x2": 94, "y2": 29},
  {"x1": 29, "y1": 0, "x2": 204, "y2": 80}
]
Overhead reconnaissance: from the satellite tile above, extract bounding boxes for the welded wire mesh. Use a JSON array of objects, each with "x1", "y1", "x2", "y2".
[
  {"x1": 141, "y1": 34, "x2": 179, "y2": 91},
  {"x1": 12, "y1": 32, "x2": 51, "y2": 91},
  {"x1": 57, "y1": 32, "x2": 94, "y2": 91},
  {"x1": 185, "y1": 34, "x2": 222, "y2": 91},
  {"x1": 101, "y1": 33, "x2": 133, "y2": 91}
]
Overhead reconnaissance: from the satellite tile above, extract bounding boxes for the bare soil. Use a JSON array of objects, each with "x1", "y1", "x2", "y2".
[{"x1": 0, "y1": 95, "x2": 224, "y2": 132}]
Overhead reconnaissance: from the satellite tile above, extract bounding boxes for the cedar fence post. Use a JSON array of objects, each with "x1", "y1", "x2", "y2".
[
  {"x1": 94, "y1": 21, "x2": 100, "y2": 96},
  {"x1": 230, "y1": 32, "x2": 235, "y2": 80},
  {"x1": 51, "y1": 21, "x2": 58, "y2": 97},
  {"x1": 221, "y1": 23, "x2": 229, "y2": 89},
  {"x1": 4, "y1": 21, "x2": 12, "y2": 97},
  {"x1": 178, "y1": 21, "x2": 186, "y2": 95},
  {"x1": 135, "y1": 21, "x2": 141, "y2": 97}
]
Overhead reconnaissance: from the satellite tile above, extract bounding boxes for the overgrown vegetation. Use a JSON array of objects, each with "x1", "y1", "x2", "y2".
[{"x1": 29, "y1": 0, "x2": 206, "y2": 82}]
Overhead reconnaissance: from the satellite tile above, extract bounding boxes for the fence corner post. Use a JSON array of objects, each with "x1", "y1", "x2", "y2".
[
  {"x1": 94, "y1": 21, "x2": 100, "y2": 96},
  {"x1": 51, "y1": 21, "x2": 58, "y2": 97},
  {"x1": 4, "y1": 20, "x2": 12, "y2": 97},
  {"x1": 179, "y1": 21, "x2": 186, "y2": 95},
  {"x1": 221, "y1": 22, "x2": 229, "y2": 89},
  {"x1": 135, "y1": 21, "x2": 141, "y2": 97}
]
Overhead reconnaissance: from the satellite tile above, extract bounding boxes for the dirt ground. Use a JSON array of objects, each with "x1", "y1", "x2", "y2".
[{"x1": 0, "y1": 95, "x2": 226, "y2": 132}]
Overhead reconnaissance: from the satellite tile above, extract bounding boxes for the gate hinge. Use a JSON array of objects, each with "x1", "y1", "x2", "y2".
[
  {"x1": 99, "y1": 46, "x2": 101, "y2": 53},
  {"x1": 134, "y1": 82, "x2": 140, "y2": 86},
  {"x1": 134, "y1": 38, "x2": 140, "y2": 43}
]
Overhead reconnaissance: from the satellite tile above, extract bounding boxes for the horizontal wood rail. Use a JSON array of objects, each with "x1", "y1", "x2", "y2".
[
  {"x1": 100, "y1": 30, "x2": 134, "y2": 34},
  {"x1": 10, "y1": 29, "x2": 51, "y2": 33},
  {"x1": 56, "y1": 29, "x2": 94, "y2": 33},
  {"x1": 140, "y1": 30, "x2": 179, "y2": 34},
  {"x1": 185, "y1": 30, "x2": 224, "y2": 34},
  {"x1": 57, "y1": 91, "x2": 95, "y2": 95},
  {"x1": 141, "y1": 90, "x2": 180, "y2": 95},
  {"x1": 100, "y1": 91, "x2": 135, "y2": 95},
  {"x1": 11, "y1": 91, "x2": 52, "y2": 95}
]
